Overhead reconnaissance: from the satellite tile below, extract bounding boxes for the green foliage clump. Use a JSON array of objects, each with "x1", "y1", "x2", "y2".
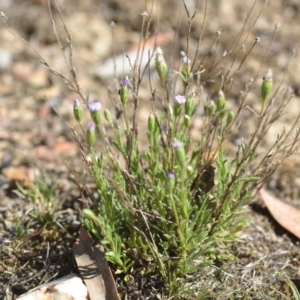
[
  {"x1": 17, "y1": 177, "x2": 58, "y2": 226},
  {"x1": 75, "y1": 45, "x2": 298, "y2": 297}
]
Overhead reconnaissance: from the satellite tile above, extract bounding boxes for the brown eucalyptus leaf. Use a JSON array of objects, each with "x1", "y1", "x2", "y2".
[
  {"x1": 73, "y1": 227, "x2": 120, "y2": 300},
  {"x1": 16, "y1": 274, "x2": 88, "y2": 300},
  {"x1": 259, "y1": 188, "x2": 300, "y2": 239}
]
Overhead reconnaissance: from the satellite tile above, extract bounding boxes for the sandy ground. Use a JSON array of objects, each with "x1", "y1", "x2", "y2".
[{"x1": 1, "y1": 0, "x2": 300, "y2": 298}]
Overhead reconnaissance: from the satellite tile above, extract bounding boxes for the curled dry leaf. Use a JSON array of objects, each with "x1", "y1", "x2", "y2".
[
  {"x1": 16, "y1": 274, "x2": 88, "y2": 300},
  {"x1": 73, "y1": 227, "x2": 120, "y2": 300},
  {"x1": 259, "y1": 188, "x2": 300, "y2": 239}
]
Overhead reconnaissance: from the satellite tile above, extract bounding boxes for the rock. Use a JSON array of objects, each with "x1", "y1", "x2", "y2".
[
  {"x1": 0, "y1": 48, "x2": 12, "y2": 71},
  {"x1": 67, "y1": 12, "x2": 112, "y2": 64},
  {"x1": 93, "y1": 48, "x2": 155, "y2": 79},
  {"x1": 93, "y1": 32, "x2": 173, "y2": 79},
  {"x1": 28, "y1": 68, "x2": 50, "y2": 88}
]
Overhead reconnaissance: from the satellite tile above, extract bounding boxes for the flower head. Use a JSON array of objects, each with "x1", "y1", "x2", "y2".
[
  {"x1": 88, "y1": 101, "x2": 102, "y2": 125},
  {"x1": 148, "y1": 114, "x2": 156, "y2": 133},
  {"x1": 185, "y1": 96, "x2": 195, "y2": 116},
  {"x1": 166, "y1": 172, "x2": 175, "y2": 193},
  {"x1": 140, "y1": 11, "x2": 149, "y2": 17},
  {"x1": 73, "y1": 98, "x2": 83, "y2": 123},
  {"x1": 182, "y1": 56, "x2": 191, "y2": 65},
  {"x1": 181, "y1": 54, "x2": 192, "y2": 86},
  {"x1": 86, "y1": 122, "x2": 96, "y2": 148},
  {"x1": 119, "y1": 77, "x2": 130, "y2": 105},
  {"x1": 174, "y1": 95, "x2": 186, "y2": 105},
  {"x1": 74, "y1": 98, "x2": 80, "y2": 106},
  {"x1": 120, "y1": 76, "x2": 130, "y2": 87},
  {"x1": 217, "y1": 91, "x2": 227, "y2": 119},
  {"x1": 104, "y1": 109, "x2": 112, "y2": 124},
  {"x1": 172, "y1": 141, "x2": 184, "y2": 150},
  {"x1": 261, "y1": 69, "x2": 273, "y2": 106},
  {"x1": 88, "y1": 101, "x2": 102, "y2": 112},
  {"x1": 207, "y1": 100, "x2": 216, "y2": 118},
  {"x1": 184, "y1": 114, "x2": 191, "y2": 127},
  {"x1": 155, "y1": 47, "x2": 168, "y2": 83},
  {"x1": 88, "y1": 122, "x2": 95, "y2": 130},
  {"x1": 226, "y1": 111, "x2": 235, "y2": 127},
  {"x1": 167, "y1": 172, "x2": 175, "y2": 179}
]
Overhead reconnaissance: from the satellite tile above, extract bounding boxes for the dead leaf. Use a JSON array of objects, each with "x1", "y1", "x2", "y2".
[
  {"x1": 16, "y1": 274, "x2": 88, "y2": 300},
  {"x1": 198, "y1": 165, "x2": 215, "y2": 193},
  {"x1": 36, "y1": 141, "x2": 77, "y2": 160},
  {"x1": 73, "y1": 227, "x2": 120, "y2": 300},
  {"x1": 191, "y1": 153, "x2": 217, "y2": 195},
  {"x1": 2, "y1": 166, "x2": 35, "y2": 187},
  {"x1": 260, "y1": 188, "x2": 300, "y2": 239}
]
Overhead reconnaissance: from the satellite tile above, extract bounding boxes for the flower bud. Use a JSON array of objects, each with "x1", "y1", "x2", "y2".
[
  {"x1": 184, "y1": 114, "x2": 191, "y2": 127},
  {"x1": 73, "y1": 98, "x2": 83, "y2": 123},
  {"x1": 119, "y1": 76, "x2": 130, "y2": 105},
  {"x1": 174, "y1": 95, "x2": 186, "y2": 117},
  {"x1": 88, "y1": 101, "x2": 102, "y2": 126},
  {"x1": 86, "y1": 123, "x2": 96, "y2": 148},
  {"x1": 261, "y1": 69, "x2": 273, "y2": 106},
  {"x1": 187, "y1": 165, "x2": 194, "y2": 176},
  {"x1": 104, "y1": 109, "x2": 112, "y2": 124},
  {"x1": 148, "y1": 114, "x2": 156, "y2": 133},
  {"x1": 172, "y1": 141, "x2": 186, "y2": 169},
  {"x1": 174, "y1": 94, "x2": 186, "y2": 105},
  {"x1": 207, "y1": 100, "x2": 216, "y2": 118},
  {"x1": 165, "y1": 172, "x2": 175, "y2": 194},
  {"x1": 82, "y1": 208, "x2": 96, "y2": 219},
  {"x1": 155, "y1": 47, "x2": 168, "y2": 84},
  {"x1": 225, "y1": 111, "x2": 235, "y2": 127},
  {"x1": 181, "y1": 56, "x2": 192, "y2": 86},
  {"x1": 217, "y1": 91, "x2": 227, "y2": 119},
  {"x1": 241, "y1": 176, "x2": 260, "y2": 183},
  {"x1": 185, "y1": 96, "x2": 195, "y2": 117}
]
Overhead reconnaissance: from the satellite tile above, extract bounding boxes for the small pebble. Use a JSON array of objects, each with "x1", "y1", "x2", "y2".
[{"x1": 0, "y1": 49, "x2": 12, "y2": 71}]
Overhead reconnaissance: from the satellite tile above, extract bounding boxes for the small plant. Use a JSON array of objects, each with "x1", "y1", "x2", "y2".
[
  {"x1": 16, "y1": 177, "x2": 58, "y2": 226},
  {"x1": 5, "y1": 175, "x2": 77, "y2": 296},
  {"x1": 78, "y1": 59, "x2": 299, "y2": 297},
  {"x1": 12, "y1": 216, "x2": 31, "y2": 240},
  {"x1": 2, "y1": 1, "x2": 300, "y2": 298}
]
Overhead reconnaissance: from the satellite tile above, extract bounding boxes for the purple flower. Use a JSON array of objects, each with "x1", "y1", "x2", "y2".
[
  {"x1": 88, "y1": 101, "x2": 102, "y2": 126},
  {"x1": 172, "y1": 141, "x2": 184, "y2": 150},
  {"x1": 174, "y1": 95, "x2": 186, "y2": 105},
  {"x1": 120, "y1": 76, "x2": 130, "y2": 87},
  {"x1": 73, "y1": 98, "x2": 80, "y2": 106},
  {"x1": 119, "y1": 77, "x2": 129, "y2": 105},
  {"x1": 182, "y1": 56, "x2": 191, "y2": 65},
  {"x1": 166, "y1": 171, "x2": 175, "y2": 193},
  {"x1": 88, "y1": 101, "x2": 102, "y2": 112},
  {"x1": 88, "y1": 122, "x2": 96, "y2": 130},
  {"x1": 167, "y1": 172, "x2": 175, "y2": 179},
  {"x1": 73, "y1": 98, "x2": 83, "y2": 123}
]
